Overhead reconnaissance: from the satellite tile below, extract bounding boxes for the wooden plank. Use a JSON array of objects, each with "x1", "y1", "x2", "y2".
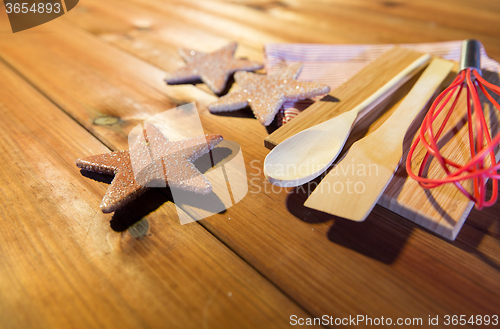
[
  {"x1": 273, "y1": 0, "x2": 500, "y2": 59},
  {"x1": 0, "y1": 54, "x2": 313, "y2": 328},
  {"x1": 137, "y1": 0, "x2": 500, "y2": 60},
  {"x1": 0, "y1": 12, "x2": 218, "y2": 152},
  {"x1": 295, "y1": 0, "x2": 500, "y2": 41},
  {"x1": 1, "y1": 3, "x2": 500, "y2": 326},
  {"x1": 123, "y1": 0, "x2": 350, "y2": 45},
  {"x1": 63, "y1": 0, "x2": 264, "y2": 96},
  {"x1": 121, "y1": 0, "x2": 289, "y2": 48}
]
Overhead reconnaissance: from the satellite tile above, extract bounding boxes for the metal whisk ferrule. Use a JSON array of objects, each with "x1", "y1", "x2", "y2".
[{"x1": 459, "y1": 39, "x2": 482, "y2": 76}]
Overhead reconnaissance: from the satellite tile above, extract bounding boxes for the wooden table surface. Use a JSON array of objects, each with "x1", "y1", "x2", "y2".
[{"x1": 1, "y1": 0, "x2": 499, "y2": 328}]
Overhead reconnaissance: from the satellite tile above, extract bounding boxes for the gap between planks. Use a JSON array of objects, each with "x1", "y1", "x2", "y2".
[
  {"x1": 2, "y1": 7, "x2": 500, "y2": 322},
  {"x1": 0, "y1": 49, "x2": 318, "y2": 329},
  {"x1": 0, "y1": 19, "x2": 321, "y2": 326}
]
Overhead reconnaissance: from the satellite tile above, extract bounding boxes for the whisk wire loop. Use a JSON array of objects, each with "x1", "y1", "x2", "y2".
[{"x1": 406, "y1": 65, "x2": 500, "y2": 210}]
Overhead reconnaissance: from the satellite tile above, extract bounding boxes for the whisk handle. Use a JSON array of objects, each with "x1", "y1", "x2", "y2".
[{"x1": 459, "y1": 39, "x2": 481, "y2": 74}]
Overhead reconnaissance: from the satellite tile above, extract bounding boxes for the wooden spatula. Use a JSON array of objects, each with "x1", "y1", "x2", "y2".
[
  {"x1": 264, "y1": 53, "x2": 431, "y2": 187},
  {"x1": 303, "y1": 57, "x2": 454, "y2": 221},
  {"x1": 265, "y1": 48, "x2": 433, "y2": 150}
]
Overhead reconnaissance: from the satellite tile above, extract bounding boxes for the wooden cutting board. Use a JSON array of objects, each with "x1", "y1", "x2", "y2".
[{"x1": 264, "y1": 48, "x2": 500, "y2": 240}]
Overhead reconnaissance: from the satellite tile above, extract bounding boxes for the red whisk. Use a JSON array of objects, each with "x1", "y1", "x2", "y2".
[{"x1": 406, "y1": 39, "x2": 500, "y2": 210}]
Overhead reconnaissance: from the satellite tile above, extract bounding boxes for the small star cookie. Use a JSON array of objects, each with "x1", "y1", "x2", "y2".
[
  {"x1": 76, "y1": 124, "x2": 223, "y2": 213},
  {"x1": 165, "y1": 42, "x2": 263, "y2": 94},
  {"x1": 208, "y1": 63, "x2": 330, "y2": 126}
]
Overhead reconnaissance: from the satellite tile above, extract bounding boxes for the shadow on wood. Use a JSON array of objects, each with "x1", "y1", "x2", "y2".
[
  {"x1": 327, "y1": 207, "x2": 412, "y2": 265},
  {"x1": 286, "y1": 179, "x2": 412, "y2": 264},
  {"x1": 111, "y1": 189, "x2": 170, "y2": 232},
  {"x1": 452, "y1": 182, "x2": 500, "y2": 271},
  {"x1": 79, "y1": 145, "x2": 236, "y2": 231}
]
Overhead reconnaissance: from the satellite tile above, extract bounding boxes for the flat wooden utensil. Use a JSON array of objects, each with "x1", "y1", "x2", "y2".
[
  {"x1": 303, "y1": 57, "x2": 454, "y2": 221},
  {"x1": 262, "y1": 47, "x2": 498, "y2": 240},
  {"x1": 264, "y1": 53, "x2": 431, "y2": 187},
  {"x1": 264, "y1": 47, "x2": 430, "y2": 150}
]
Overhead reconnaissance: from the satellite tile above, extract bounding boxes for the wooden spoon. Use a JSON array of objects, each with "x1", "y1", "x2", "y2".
[
  {"x1": 304, "y1": 57, "x2": 454, "y2": 221},
  {"x1": 264, "y1": 53, "x2": 431, "y2": 187}
]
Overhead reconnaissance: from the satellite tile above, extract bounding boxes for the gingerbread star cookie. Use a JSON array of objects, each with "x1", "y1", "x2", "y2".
[
  {"x1": 76, "y1": 124, "x2": 223, "y2": 213},
  {"x1": 208, "y1": 63, "x2": 331, "y2": 126},
  {"x1": 165, "y1": 42, "x2": 263, "y2": 94}
]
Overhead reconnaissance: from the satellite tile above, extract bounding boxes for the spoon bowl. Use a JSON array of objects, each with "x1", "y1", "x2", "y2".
[
  {"x1": 264, "y1": 53, "x2": 431, "y2": 187},
  {"x1": 264, "y1": 110, "x2": 355, "y2": 187}
]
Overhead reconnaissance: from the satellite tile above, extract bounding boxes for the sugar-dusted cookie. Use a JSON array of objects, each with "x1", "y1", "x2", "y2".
[
  {"x1": 76, "y1": 124, "x2": 223, "y2": 213},
  {"x1": 165, "y1": 42, "x2": 263, "y2": 94},
  {"x1": 208, "y1": 63, "x2": 330, "y2": 126}
]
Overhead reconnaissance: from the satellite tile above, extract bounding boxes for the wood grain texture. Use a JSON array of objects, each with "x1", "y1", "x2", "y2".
[
  {"x1": 127, "y1": 0, "x2": 500, "y2": 59},
  {"x1": 0, "y1": 49, "x2": 313, "y2": 329},
  {"x1": 0, "y1": 0, "x2": 499, "y2": 327},
  {"x1": 61, "y1": 1, "x2": 500, "y2": 322},
  {"x1": 304, "y1": 57, "x2": 454, "y2": 221},
  {"x1": 62, "y1": 0, "x2": 265, "y2": 96}
]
